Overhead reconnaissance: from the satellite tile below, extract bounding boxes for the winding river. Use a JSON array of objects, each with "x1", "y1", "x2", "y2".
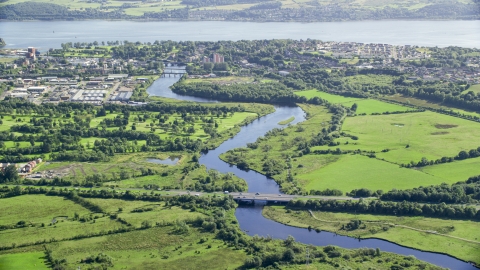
[{"x1": 147, "y1": 76, "x2": 478, "y2": 269}]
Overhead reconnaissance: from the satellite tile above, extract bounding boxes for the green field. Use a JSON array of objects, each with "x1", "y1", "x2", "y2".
[
  {"x1": 463, "y1": 84, "x2": 480, "y2": 94},
  {"x1": 420, "y1": 158, "x2": 480, "y2": 182},
  {"x1": 314, "y1": 111, "x2": 480, "y2": 164},
  {"x1": 0, "y1": 195, "x2": 90, "y2": 226},
  {"x1": 384, "y1": 94, "x2": 480, "y2": 117},
  {"x1": 0, "y1": 252, "x2": 49, "y2": 270},
  {"x1": 264, "y1": 206, "x2": 480, "y2": 265},
  {"x1": 295, "y1": 90, "x2": 412, "y2": 114},
  {"x1": 297, "y1": 154, "x2": 444, "y2": 192},
  {"x1": 49, "y1": 227, "x2": 246, "y2": 270},
  {"x1": 296, "y1": 89, "x2": 361, "y2": 103}
]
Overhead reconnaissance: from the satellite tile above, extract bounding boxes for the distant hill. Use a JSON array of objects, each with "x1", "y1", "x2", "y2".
[{"x1": 0, "y1": 0, "x2": 478, "y2": 21}]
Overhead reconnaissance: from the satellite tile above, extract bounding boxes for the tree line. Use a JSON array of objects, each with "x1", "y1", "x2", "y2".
[{"x1": 287, "y1": 198, "x2": 480, "y2": 220}]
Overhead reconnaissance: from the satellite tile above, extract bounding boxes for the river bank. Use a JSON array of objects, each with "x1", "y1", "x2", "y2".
[{"x1": 145, "y1": 75, "x2": 479, "y2": 269}]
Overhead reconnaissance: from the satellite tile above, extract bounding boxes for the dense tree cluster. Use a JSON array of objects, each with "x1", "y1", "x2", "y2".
[
  {"x1": 172, "y1": 81, "x2": 308, "y2": 104},
  {"x1": 287, "y1": 198, "x2": 480, "y2": 220}
]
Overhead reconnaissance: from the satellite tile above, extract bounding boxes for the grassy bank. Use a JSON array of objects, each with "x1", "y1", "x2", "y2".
[{"x1": 263, "y1": 206, "x2": 480, "y2": 265}]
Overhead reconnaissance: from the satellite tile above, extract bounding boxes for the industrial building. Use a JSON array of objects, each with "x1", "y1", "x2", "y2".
[{"x1": 110, "y1": 91, "x2": 133, "y2": 102}]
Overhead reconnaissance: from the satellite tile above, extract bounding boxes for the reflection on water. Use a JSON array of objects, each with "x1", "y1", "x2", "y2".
[
  {"x1": 146, "y1": 63, "x2": 476, "y2": 270},
  {"x1": 146, "y1": 74, "x2": 218, "y2": 103},
  {"x1": 146, "y1": 157, "x2": 179, "y2": 165}
]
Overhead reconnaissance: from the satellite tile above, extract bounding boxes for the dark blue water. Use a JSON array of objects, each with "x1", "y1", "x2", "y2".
[{"x1": 147, "y1": 73, "x2": 478, "y2": 270}]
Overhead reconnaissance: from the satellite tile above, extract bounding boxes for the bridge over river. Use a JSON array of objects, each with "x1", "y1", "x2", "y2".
[{"x1": 228, "y1": 192, "x2": 361, "y2": 203}]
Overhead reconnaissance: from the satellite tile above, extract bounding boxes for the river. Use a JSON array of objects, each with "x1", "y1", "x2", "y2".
[
  {"x1": 1, "y1": 20, "x2": 480, "y2": 50},
  {"x1": 146, "y1": 75, "x2": 478, "y2": 269}
]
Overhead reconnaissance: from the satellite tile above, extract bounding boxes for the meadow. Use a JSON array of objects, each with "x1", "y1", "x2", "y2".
[
  {"x1": 384, "y1": 94, "x2": 480, "y2": 117},
  {"x1": 48, "y1": 226, "x2": 246, "y2": 270},
  {"x1": 419, "y1": 158, "x2": 480, "y2": 183},
  {"x1": 296, "y1": 154, "x2": 444, "y2": 192},
  {"x1": 0, "y1": 252, "x2": 49, "y2": 270},
  {"x1": 0, "y1": 195, "x2": 90, "y2": 226},
  {"x1": 313, "y1": 111, "x2": 480, "y2": 164},
  {"x1": 462, "y1": 83, "x2": 480, "y2": 94},
  {"x1": 264, "y1": 206, "x2": 480, "y2": 265},
  {"x1": 295, "y1": 90, "x2": 412, "y2": 114}
]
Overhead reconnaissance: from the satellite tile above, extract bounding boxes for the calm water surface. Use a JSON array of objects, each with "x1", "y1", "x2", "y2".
[
  {"x1": 145, "y1": 77, "x2": 478, "y2": 269},
  {"x1": 146, "y1": 157, "x2": 180, "y2": 165},
  {"x1": 1, "y1": 20, "x2": 479, "y2": 49}
]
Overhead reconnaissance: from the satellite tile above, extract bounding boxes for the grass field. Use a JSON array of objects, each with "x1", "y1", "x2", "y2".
[
  {"x1": 420, "y1": 158, "x2": 480, "y2": 183},
  {"x1": 0, "y1": 195, "x2": 90, "y2": 226},
  {"x1": 0, "y1": 252, "x2": 49, "y2": 270},
  {"x1": 384, "y1": 94, "x2": 480, "y2": 117},
  {"x1": 462, "y1": 84, "x2": 480, "y2": 94},
  {"x1": 264, "y1": 206, "x2": 480, "y2": 265},
  {"x1": 314, "y1": 111, "x2": 480, "y2": 164},
  {"x1": 296, "y1": 154, "x2": 444, "y2": 192},
  {"x1": 295, "y1": 90, "x2": 412, "y2": 114},
  {"x1": 47, "y1": 226, "x2": 246, "y2": 270},
  {"x1": 0, "y1": 58, "x2": 17, "y2": 63},
  {"x1": 344, "y1": 74, "x2": 396, "y2": 87}
]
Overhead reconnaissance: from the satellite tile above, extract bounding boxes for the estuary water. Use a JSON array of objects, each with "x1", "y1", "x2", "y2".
[
  {"x1": 146, "y1": 77, "x2": 478, "y2": 270},
  {"x1": 1, "y1": 20, "x2": 480, "y2": 49}
]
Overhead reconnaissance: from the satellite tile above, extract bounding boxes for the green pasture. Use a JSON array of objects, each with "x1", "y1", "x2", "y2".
[
  {"x1": 315, "y1": 111, "x2": 480, "y2": 164},
  {"x1": 384, "y1": 94, "x2": 480, "y2": 117},
  {"x1": 420, "y1": 158, "x2": 480, "y2": 183},
  {"x1": 0, "y1": 195, "x2": 90, "y2": 226},
  {"x1": 264, "y1": 206, "x2": 480, "y2": 265},
  {"x1": 295, "y1": 90, "x2": 411, "y2": 114},
  {"x1": 0, "y1": 252, "x2": 49, "y2": 270},
  {"x1": 462, "y1": 84, "x2": 480, "y2": 94},
  {"x1": 118, "y1": 205, "x2": 203, "y2": 228},
  {"x1": 38, "y1": 152, "x2": 187, "y2": 181},
  {"x1": 295, "y1": 89, "x2": 360, "y2": 103},
  {"x1": 297, "y1": 154, "x2": 444, "y2": 192},
  {"x1": 0, "y1": 213, "x2": 120, "y2": 248},
  {"x1": 0, "y1": 58, "x2": 17, "y2": 63},
  {"x1": 352, "y1": 99, "x2": 412, "y2": 114},
  {"x1": 47, "y1": 225, "x2": 246, "y2": 270},
  {"x1": 344, "y1": 74, "x2": 395, "y2": 87},
  {"x1": 83, "y1": 198, "x2": 159, "y2": 213},
  {"x1": 103, "y1": 174, "x2": 180, "y2": 189}
]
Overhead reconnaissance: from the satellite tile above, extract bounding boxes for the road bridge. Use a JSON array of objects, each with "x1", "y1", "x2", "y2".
[{"x1": 228, "y1": 192, "x2": 360, "y2": 204}]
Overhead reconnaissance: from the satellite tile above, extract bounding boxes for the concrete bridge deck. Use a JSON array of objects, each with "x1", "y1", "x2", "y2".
[{"x1": 228, "y1": 192, "x2": 359, "y2": 203}]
